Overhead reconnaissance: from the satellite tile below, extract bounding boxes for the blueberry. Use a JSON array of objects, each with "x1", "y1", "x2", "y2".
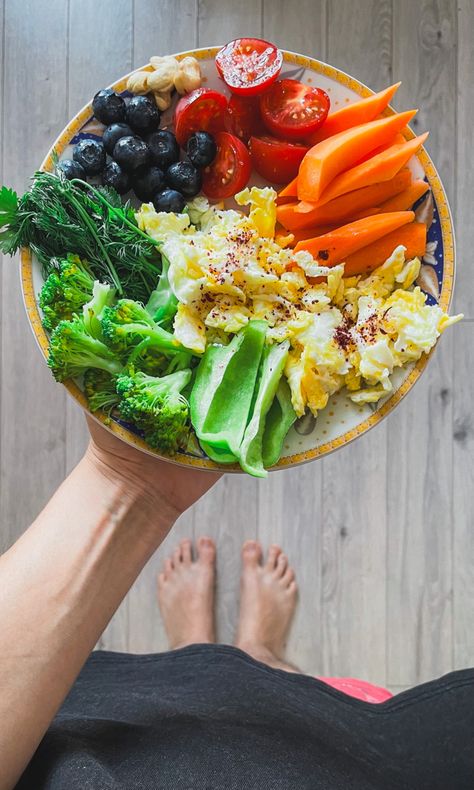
[
  {"x1": 102, "y1": 122, "x2": 134, "y2": 155},
  {"x1": 165, "y1": 161, "x2": 202, "y2": 197},
  {"x1": 125, "y1": 95, "x2": 161, "y2": 135},
  {"x1": 152, "y1": 188, "x2": 186, "y2": 213},
  {"x1": 92, "y1": 89, "x2": 126, "y2": 125},
  {"x1": 113, "y1": 136, "x2": 151, "y2": 172},
  {"x1": 147, "y1": 130, "x2": 180, "y2": 170},
  {"x1": 73, "y1": 138, "x2": 106, "y2": 176},
  {"x1": 56, "y1": 159, "x2": 86, "y2": 181},
  {"x1": 186, "y1": 131, "x2": 217, "y2": 168},
  {"x1": 133, "y1": 166, "x2": 165, "y2": 202},
  {"x1": 102, "y1": 161, "x2": 131, "y2": 195}
]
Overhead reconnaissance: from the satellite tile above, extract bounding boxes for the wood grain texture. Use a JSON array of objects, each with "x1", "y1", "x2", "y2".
[
  {"x1": 387, "y1": 0, "x2": 457, "y2": 687},
  {"x1": 263, "y1": 0, "x2": 326, "y2": 58},
  {"x1": 0, "y1": 0, "x2": 69, "y2": 552},
  {"x1": 133, "y1": 0, "x2": 197, "y2": 65},
  {"x1": 197, "y1": 0, "x2": 263, "y2": 46},
  {"x1": 258, "y1": 466, "x2": 323, "y2": 674},
  {"x1": 453, "y1": 322, "x2": 474, "y2": 668},
  {"x1": 327, "y1": 0, "x2": 392, "y2": 90},
  {"x1": 454, "y1": 0, "x2": 473, "y2": 317}
]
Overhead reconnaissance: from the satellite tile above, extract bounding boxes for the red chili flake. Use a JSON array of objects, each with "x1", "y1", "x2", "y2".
[
  {"x1": 334, "y1": 315, "x2": 355, "y2": 352},
  {"x1": 357, "y1": 313, "x2": 379, "y2": 345}
]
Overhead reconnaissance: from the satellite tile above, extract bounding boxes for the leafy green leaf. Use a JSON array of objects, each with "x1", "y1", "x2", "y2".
[{"x1": 0, "y1": 186, "x2": 18, "y2": 226}]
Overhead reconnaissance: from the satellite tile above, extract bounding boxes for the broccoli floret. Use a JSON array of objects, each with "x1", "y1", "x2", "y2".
[
  {"x1": 84, "y1": 369, "x2": 120, "y2": 413},
  {"x1": 126, "y1": 338, "x2": 168, "y2": 376},
  {"x1": 101, "y1": 299, "x2": 183, "y2": 359},
  {"x1": 116, "y1": 369, "x2": 192, "y2": 454},
  {"x1": 48, "y1": 315, "x2": 122, "y2": 382},
  {"x1": 39, "y1": 254, "x2": 95, "y2": 331}
]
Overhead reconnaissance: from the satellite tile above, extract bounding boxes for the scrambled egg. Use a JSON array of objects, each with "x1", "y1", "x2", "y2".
[{"x1": 136, "y1": 189, "x2": 462, "y2": 418}]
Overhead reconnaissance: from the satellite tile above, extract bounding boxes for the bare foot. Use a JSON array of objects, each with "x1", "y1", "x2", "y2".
[
  {"x1": 235, "y1": 541, "x2": 299, "y2": 673},
  {"x1": 157, "y1": 537, "x2": 216, "y2": 649}
]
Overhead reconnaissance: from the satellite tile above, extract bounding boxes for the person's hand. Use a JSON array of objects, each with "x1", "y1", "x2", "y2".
[{"x1": 85, "y1": 416, "x2": 222, "y2": 524}]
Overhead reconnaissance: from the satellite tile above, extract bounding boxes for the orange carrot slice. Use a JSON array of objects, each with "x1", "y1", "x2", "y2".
[
  {"x1": 306, "y1": 82, "x2": 401, "y2": 145},
  {"x1": 278, "y1": 177, "x2": 298, "y2": 199},
  {"x1": 293, "y1": 211, "x2": 415, "y2": 266},
  {"x1": 343, "y1": 222, "x2": 427, "y2": 276},
  {"x1": 298, "y1": 110, "x2": 417, "y2": 202},
  {"x1": 378, "y1": 180, "x2": 429, "y2": 212},
  {"x1": 279, "y1": 224, "x2": 339, "y2": 247},
  {"x1": 355, "y1": 132, "x2": 406, "y2": 164},
  {"x1": 276, "y1": 170, "x2": 412, "y2": 230},
  {"x1": 314, "y1": 132, "x2": 428, "y2": 206}
]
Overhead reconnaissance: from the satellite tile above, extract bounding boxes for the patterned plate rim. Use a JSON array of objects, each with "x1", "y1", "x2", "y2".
[{"x1": 19, "y1": 46, "x2": 455, "y2": 472}]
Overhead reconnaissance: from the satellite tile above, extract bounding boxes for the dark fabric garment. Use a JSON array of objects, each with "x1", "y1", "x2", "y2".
[{"x1": 16, "y1": 644, "x2": 474, "y2": 790}]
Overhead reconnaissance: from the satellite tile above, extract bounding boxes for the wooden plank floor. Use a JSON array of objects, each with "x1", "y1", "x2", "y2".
[{"x1": 1, "y1": 0, "x2": 473, "y2": 691}]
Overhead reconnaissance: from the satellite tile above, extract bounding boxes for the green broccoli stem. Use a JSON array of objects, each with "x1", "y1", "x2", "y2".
[{"x1": 118, "y1": 323, "x2": 184, "y2": 355}]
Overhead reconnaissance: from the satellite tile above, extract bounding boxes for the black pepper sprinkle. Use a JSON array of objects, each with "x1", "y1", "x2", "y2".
[{"x1": 318, "y1": 250, "x2": 330, "y2": 261}]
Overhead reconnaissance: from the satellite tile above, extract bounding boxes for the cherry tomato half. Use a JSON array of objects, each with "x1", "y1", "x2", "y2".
[
  {"x1": 202, "y1": 132, "x2": 252, "y2": 200},
  {"x1": 249, "y1": 135, "x2": 309, "y2": 184},
  {"x1": 173, "y1": 88, "x2": 227, "y2": 147},
  {"x1": 260, "y1": 79, "x2": 330, "y2": 140},
  {"x1": 215, "y1": 38, "x2": 283, "y2": 96},
  {"x1": 224, "y1": 94, "x2": 266, "y2": 143}
]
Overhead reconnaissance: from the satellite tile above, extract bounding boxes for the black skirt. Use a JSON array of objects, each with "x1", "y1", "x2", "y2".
[{"x1": 16, "y1": 644, "x2": 474, "y2": 790}]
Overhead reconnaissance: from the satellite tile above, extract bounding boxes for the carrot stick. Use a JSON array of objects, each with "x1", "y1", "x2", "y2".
[
  {"x1": 276, "y1": 170, "x2": 412, "y2": 230},
  {"x1": 293, "y1": 211, "x2": 415, "y2": 266},
  {"x1": 307, "y1": 82, "x2": 401, "y2": 145},
  {"x1": 343, "y1": 222, "x2": 427, "y2": 276},
  {"x1": 298, "y1": 109, "x2": 417, "y2": 201},
  {"x1": 277, "y1": 177, "x2": 298, "y2": 199},
  {"x1": 278, "y1": 224, "x2": 339, "y2": 247},
  {"x1": 378, "y1": 180, "x2": 429, "y2": 212},
  {"x1": 355, "y1": 132, "x2": 406, "y2": 164},
  {"x1": 314, "y1": 132, "x2": 428, "y2": 205}
]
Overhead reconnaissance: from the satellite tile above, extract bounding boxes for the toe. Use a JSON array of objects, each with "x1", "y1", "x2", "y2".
[
  {"x1": 276, "y1": 552, "x2": 288, "y2": 577},
  {"x1": 164, "y1": 557, "x2": 174, "y2": 578},
  {"x1": 197, "y1": 536, "x2": 216, "y2": 565},
  {"x1": 180, "y1": 539, "x2": 193, "y2": 565},
  {"x1": 157, "y1": 572, "x2": 166, "y2": 588},
  {"x1": 287, "y1": 580, "x2": 298, "y2": 598},
  {"x1": 173, "y1": 545, "x2": 183, "y2": 565},
  {"x1": 242, "y1": 540, "x2": 262, "y2": 567},
  {"x1": 266, "y1": 544, "x2": 282, "y2": 570},
  {"x1": 282, "y1": 567, "x2": 295, "y2": 587}
]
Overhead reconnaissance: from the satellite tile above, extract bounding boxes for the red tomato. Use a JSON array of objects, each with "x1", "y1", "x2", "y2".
[
  {"x1": 174, "y1": 88, "x2": 227, "y2": 147},
  {"x1": 250, "y1": 136, "x2": 309, "y2": 183},
  {"x1": 224, "y1": 94, "x2": 266, "y2": 143},
  {"x1": 215, "y1": 38, "x2": 283, "y2": 96},
  {"x1": 202, "y1": 132, "x2": 252, "y2": 200},
  {"x1": 260, "y1": 79, "x2": 330, "y2": 140}
]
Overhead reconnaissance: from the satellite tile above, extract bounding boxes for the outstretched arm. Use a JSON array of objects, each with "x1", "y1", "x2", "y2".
[{"x1": 0, "y1": 419, "x2": 220, "y2": 790}]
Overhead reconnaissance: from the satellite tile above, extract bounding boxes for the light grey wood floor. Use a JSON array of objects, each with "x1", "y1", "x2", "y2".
[{"x1": 1, "y1": 0, "x2": 473, "y2": 692}]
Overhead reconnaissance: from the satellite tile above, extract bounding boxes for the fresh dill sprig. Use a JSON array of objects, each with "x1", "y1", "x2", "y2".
[{"x1": 0, "y1": 171, "x2": 162, "y2": 303}]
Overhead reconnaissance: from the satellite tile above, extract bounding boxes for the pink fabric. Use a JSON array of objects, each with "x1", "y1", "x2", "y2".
[{"x1": 317, "y1": 677, "x2": 393, "y2": 704}]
